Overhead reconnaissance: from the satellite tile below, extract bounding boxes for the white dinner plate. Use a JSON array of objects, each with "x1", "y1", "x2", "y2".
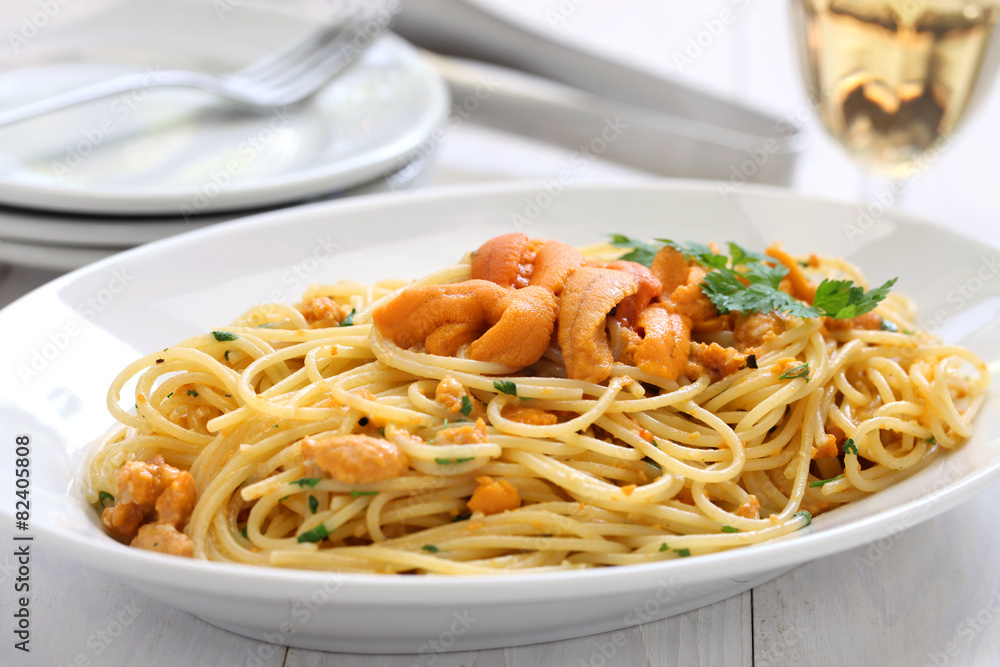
[
  {"x1": 0, "y1": 0, "x2": 448, "y2": 215},
  {"x1": 2, "y1": 182, "x2": 999, "y2": 653},
  {"x1": 0, "y1": 151, "x2": 433, "y2": 263}
]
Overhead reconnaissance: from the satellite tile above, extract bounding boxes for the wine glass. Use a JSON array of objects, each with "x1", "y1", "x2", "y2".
[{"x1": 790, "y1": 0, "x2": 1000, "y2": 179}]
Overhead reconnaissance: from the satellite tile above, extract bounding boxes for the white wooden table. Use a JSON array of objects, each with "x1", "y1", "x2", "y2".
[{"x1": 4, "y1": 2, "x2": 1000, "y2": 665}]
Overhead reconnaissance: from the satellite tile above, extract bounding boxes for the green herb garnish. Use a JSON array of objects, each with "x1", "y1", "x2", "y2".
[
  {"x1": 493, "y1": 380, "x2": 518, "y2": 396},
  {"x1": 289, "y1": 478, "x2": 321, "y2": 488},
  {"x1": 721, "y1": 525, "x2": 739, "y2": 533},
  {"x1": 809, "y1": 474, "x2": 843, "y2": 488},
  {"x1": 843, "y1": 439, "x2": 858, "y2": 455},
  {"x1": 659, "y1": 543, "x2": 669, "y2": 552},
  {"x1": 98, "y1": 491, "x2": 115, "y2": 509},
  {"x1": 297, "y1": 523, "x2": 330, "y2": 543},
  {"x1": 609, "y1": 234, "x2": 663, "y2": 267},
  {"x1": 421, "y1": 544, "x2": 439, "y2": 553},
  {"x1": 795, "y1": 510, "x2": 813, "y2": 526},
  {"x1": 212, "y1": 330, "x2": 238, "y2": 341},
  {"x1": 308, "y1": 495, "x2": 319, "y2": 514},
  {"x1": 241, "y1": 525, "x2": 248, "y2": 539},
  {"x1": 779, "y1": 363, "x2": 810, "y2": 382},
  {"x1": 460, "y1": 394, "x2": 473, "y2": 417},
  {"x1": 187, "y1": 389, "x2": 199, "y2": 397},
  {"x1": 350, "y1": 490, "x2": 379, "y2": 498},
  {"x1": 435, "y1": 457, "x2": 476, "y2": 465},
  {"x1": 339, "y1": 308, "x2": 356, "y2": 327},
  {"x1": 613, "y1": 238, "x2": 896, "y2": 319},
  {"x1": 674, "y1": 548, "x2": 691, "y2": 557}
]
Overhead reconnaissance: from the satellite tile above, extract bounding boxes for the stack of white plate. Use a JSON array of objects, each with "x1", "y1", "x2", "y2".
[{"x1": 0, "y1": 0, "x2": 449, "y2": 270}]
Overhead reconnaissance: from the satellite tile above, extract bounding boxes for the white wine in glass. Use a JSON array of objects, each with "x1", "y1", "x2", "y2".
[{"x1": 791, "y1": 0, "x2": 1000, "y2": 177}]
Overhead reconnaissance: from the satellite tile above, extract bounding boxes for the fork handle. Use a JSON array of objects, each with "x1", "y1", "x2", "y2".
[{"x1": 0, "y1": 70, "x2": 217, "y2": 128}]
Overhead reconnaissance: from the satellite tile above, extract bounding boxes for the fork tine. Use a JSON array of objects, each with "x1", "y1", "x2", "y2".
[
  {"x1": 235, "y1": 21, "x2": 352, "y2": 83},
  {"x1": 249, "y1": 21, "x2": 364, "y2": 93}
]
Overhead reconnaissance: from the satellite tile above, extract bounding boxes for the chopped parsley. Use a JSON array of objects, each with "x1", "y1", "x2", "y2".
[
  {"x1": 674, "y1": 548, "x2": 691, "y2": 558},
  {"x1": 339, "y1": 308, "x2": 356, "y2": 327},
  {"x1": 659, "y1": 542, "x2": 669, "y2": 552},
  {"x1": 421, "y1": 544, "x2": 439, "y2": 553},
  {"x1": 452, "y1": 512, "x2": 471, "y2": 522},
  {"x1": 297, "y1": 523, "x2": 330, "y2": 543},
  {"x1": 240, "y1": 525, "x2": 248, "y2": 539},
  {"x1": 289, "y1": 478, "x2": 321, "y2": 488},
  {"x1": 721, "y1": 525, "x2": 739, "y2": 533},
  {"x1": 460, "y1": 395, "x2": 473, "y2": 417},
  {"x1": 927, "y1": 436, "x2": 937, "y2": 446},
  {"x1": 308, "y1": 495, "x2": 319, "y2": 514},
  {"x1": 795, "y1": 510, "x2": 813, "y2": 526},
  {"x1": 809, "y1": 474, "x2": 843, "y2": 488},
  {"x1": 779, "y1": 363, "x2": 810, "y2": 382},
  {"x1": 98, "y1": 491, "x2": 115, "y2": 509},
  {"x1": 493, "y1": 380, "x2": 518, "y2": 396},
  {"x1": 612, "y1": 237, "x2": 895, "y2": 319},
  {"x1": 224, "y1": 350, "x2": 231, "y2": 361},
  {"x1": 349, "y1": 490, "x2": 379, "y2": 498},
  {"x1": 843, "y1": 439, "x2": 858, "y2": 455},
  {"x1": 187, "y1": 389, "x2": 199, "y2": 397},
  {"x1": 212, "y1": 330, "x2": 238, "y2": 341},
  {"x1": 166, "y1": 391, "x2": 174, "y2": 398},
  {"x1": 435, "y1": 457, "x2": 476, "y2": 465}
]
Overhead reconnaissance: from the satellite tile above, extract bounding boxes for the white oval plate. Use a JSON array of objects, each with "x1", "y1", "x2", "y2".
[
  {"x1": 0, "y1": 0, "x2": 448, "y2": 215},
  {"x1": 1, "y1": 182, "x2": 998, "y2": 653}
]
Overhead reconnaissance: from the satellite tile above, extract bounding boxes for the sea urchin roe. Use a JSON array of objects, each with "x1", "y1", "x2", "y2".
[
  {"x1": 301, "y1": 434, "x2": 410, "y2": 484},
  {"x1": 372, "y1": 280, "x2": 558, "y2": 368},
  {"x1": 299, "y1": 296, "x2": 348, "y2": 329},
  {"x1": 101, "y1": 455, "x2": 197, "y2": 557},
  {"x1": 468, "y1": 476, "x2": 521, "y2": 515}
]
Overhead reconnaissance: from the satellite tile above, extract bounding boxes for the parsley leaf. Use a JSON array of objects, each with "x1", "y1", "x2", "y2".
[
  {"x1": 721, "y1": 525, "x2": 739, "y2": 533},
  {"x1": 843, "y1": 439, "x2": 858, "y2": 455},
  {"x1": 297, "y1": 524, "x2": 330, "y2": 543},
  {"x1": 809, "y1": 474, "x2": 843, "y2": 488},
  {"x1": 212, "y1": 330, "x2": 238, "y2": 341},
  {"x1": 339, "y1": 308, "x2": 356, "y2": 327},
  {"x1": 289, "y1": 478, "x2": 321, "y2": 488},
  {"x1": 308, "y1": 495, "x2": 319, "y2": 514},
  {"x1": 779, "y1": 363, "x2": 810, "y2": 381},
  {"x1": 609, "y1": 234, "x2": 661, "y2": 267},
  {"x1": 659, "y1": 542, "x2": 669, "y2": 552},
  {"x1": 350, "y1": 490, "x2": 379, "y2": 498},
  {"x1": 98, "y1": 491, "x2": 115, "y2": 509},
  {"x1": 673, "y1": 548, "x2": 691, "y2": 557},
  {"x1": 187, "y1": 389, "x2": 199, "y2": 397},
  {"x1": 493, "y1": 380, "x2": 518, "y2": 396},
  {"x1": 811, "y1": 277, "x2": 897, "y2": 319},
  {"x1": 421, "y1": 544, "x2": 439, "y2": 553},
  {"x1": 460, "y1": 394, "x2": 473, "y2": 417},
  {"x1": 435, "y1": 457, "x2": 476, "y2": 465}
]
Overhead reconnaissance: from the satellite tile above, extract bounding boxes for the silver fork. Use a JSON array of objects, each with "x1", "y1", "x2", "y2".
[{"x1": 0, "y1": 20, "x2": 369, "y2": 128}]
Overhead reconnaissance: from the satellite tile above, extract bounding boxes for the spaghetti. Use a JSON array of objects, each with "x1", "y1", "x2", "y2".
[{"x1": 84, "y1": 235, "x2": 989, "y2": 573}]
